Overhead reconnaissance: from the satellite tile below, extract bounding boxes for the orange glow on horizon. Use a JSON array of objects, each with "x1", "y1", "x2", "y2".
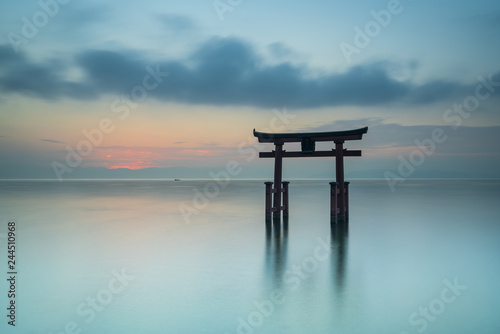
[
  {"x1": 108, "y1": 165, "x2": 147, "y2": 170},
  {"x1": 80, "y1": 143, "x2": 236, "y2": 170}
]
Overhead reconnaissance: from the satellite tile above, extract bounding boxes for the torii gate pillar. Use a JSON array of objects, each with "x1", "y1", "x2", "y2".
[
  {"x1": 273, "y1": 142, "x2": 283, "y2": 220},
  {"x1": 335, "y1": 140, "x2": 346, "y2": 219}
]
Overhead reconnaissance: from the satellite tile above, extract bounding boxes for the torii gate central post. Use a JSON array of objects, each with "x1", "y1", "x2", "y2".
[
  {"x1": 253, "y1": 127, "x2": 368, "y2": 223},
  {"x1": 273, "y1": 141, "x2": 284, "y2": 220},
  {"x1": 335, "y1": 140, "x2": 345, "y2": 217}
]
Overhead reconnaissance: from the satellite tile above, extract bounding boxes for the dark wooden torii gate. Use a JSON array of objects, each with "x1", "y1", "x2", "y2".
[{"x1": 253, "y1": 127, "x2": 368, "y2": 222}]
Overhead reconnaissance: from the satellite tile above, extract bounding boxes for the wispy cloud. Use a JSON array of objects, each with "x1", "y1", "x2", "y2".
[
  {"x1": 157, "y1": 14, "x2": 198, "y2": 32},
  {"x1": 41, "y1": 139, "x2": 64, "y2": 144},
  {"x1": 305, "y1": 120, "x2": 500, "y2": 158}
]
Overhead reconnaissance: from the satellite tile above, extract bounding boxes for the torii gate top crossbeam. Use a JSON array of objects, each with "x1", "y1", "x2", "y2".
[{"x1": 253, "y1": 127, "x2": 368, "y2": 143}]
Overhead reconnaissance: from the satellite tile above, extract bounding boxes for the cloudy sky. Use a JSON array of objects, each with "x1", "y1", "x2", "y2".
[{"x1": 1, "y1": 0, "x2": 499, "y2": 179}]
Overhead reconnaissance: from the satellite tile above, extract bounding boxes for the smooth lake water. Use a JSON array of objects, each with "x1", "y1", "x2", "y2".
[{"x1": 0, "y1": 179, "x2": 499, "y2": 334}]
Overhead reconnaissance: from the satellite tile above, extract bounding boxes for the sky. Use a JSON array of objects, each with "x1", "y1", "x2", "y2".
[{"x1": 0, "y1": 0, "x2": 499, "y2": 180}]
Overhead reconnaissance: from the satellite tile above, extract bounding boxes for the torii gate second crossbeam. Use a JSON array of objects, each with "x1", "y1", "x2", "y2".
[{"x1": 253, "y1": 127, "x2": 368, "y2": 222}]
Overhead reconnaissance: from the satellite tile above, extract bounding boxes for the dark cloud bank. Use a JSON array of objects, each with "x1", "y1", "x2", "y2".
[{"x1": 1, "y1": 37, "x2": 498, "y2": 108}]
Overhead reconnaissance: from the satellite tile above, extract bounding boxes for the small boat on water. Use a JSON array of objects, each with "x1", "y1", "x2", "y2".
[{"x1": 174, "y1": 179, "x2": 181, "y2": 181}]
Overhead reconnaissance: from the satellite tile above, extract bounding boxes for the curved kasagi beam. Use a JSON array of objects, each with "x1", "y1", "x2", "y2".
[{"x1": 253, "y1": 127, "x2": 368, "y2": 143}]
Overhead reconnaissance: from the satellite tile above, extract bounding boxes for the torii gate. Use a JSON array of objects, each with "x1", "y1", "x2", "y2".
[{"x1": 253, "y1": 127, "x2": 368, "y2": 222}]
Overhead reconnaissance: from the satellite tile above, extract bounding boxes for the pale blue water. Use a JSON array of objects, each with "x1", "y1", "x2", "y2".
[{"x1": 0, "y1": 179, "x2": 499, "y2": 334}]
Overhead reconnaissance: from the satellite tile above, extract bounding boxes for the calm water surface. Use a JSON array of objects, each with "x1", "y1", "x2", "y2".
[{"x1": 0, "y1": 179, "x2": 499, "y2": 334}]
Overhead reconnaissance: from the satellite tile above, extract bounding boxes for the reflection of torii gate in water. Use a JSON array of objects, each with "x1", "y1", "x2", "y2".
[{"x1": 253, "y1": 127, "x2": 368, "y2": 222}]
